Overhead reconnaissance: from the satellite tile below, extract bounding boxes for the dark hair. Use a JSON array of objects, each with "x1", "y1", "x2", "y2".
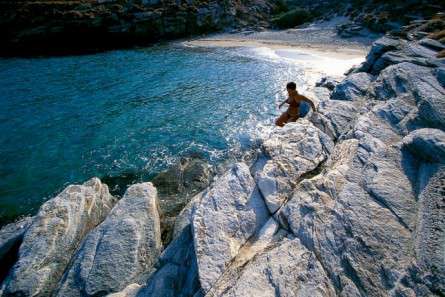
[{"x1": 286, "y1": 82, "x2": 296, "y2": 90}]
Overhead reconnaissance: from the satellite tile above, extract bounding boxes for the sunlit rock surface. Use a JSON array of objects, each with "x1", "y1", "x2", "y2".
[
  {"x1": 2, "y1": 178, "x2": 116, "y2": 297},
  {"x1": 55, "y1": 182, "x2": 162, "y2": 297}
]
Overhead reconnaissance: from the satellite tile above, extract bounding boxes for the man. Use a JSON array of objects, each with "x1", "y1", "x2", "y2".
[{"x1": 275, "y1": 82, "x2": 316, "y2": 127}]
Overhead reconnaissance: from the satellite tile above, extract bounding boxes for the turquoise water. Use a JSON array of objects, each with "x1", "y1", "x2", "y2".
[{"x1": 0, "y1": 43, "x2": 304, "y2": 224}]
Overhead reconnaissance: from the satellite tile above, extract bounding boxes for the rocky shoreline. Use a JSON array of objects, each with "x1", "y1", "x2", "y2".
[
  {"x1": 1, "y1": 0, "x2": 443, "y2": 56},
  {"x1": 1, "y1": 20, "x2": 445, "y2": 297}
]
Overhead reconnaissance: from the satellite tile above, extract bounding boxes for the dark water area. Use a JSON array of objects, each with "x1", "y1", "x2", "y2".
[{"x1": 0, "y1": 43, "x2": 305, "y2": 225}]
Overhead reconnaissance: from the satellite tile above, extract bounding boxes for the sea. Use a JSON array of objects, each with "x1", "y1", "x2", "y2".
[{"x1": 0, "y1": 43, "x2": 316, "y2": 224}]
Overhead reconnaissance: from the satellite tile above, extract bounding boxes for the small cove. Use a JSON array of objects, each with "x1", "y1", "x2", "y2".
[{"x1": 0, "y1": 36, "x2": 368, "y2": 225}]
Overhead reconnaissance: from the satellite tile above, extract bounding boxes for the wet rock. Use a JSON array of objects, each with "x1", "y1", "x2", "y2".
[
  {"x1": 152, "y1": 156, "x2": 213, "y2": 243},
  {"x1": 331, "y1": 72, "x2": 374, "y2": 101},
  {"x1": 2, "y1": 178, "x2": 116, "y2": 297},
  {"x1": 256, "y1": 120, "x2": 333, "y2": 213},
  {"x1": 55, "y1": 182, "x2": 162, "y2": 297},
  {"x1": 192, "y1": 162, "x2": 269, "y2": 293},
  {"x1": 152, "y1": 156, "x2": 213, "y2": 198}
]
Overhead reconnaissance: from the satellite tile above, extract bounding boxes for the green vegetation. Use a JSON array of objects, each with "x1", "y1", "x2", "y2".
[{"x1": 271, "y1": 7, "x2": 316, "y2": 29}]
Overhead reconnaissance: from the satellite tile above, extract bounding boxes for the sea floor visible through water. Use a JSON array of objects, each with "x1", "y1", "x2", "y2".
[{"x1": 0, "y1": 23, "x2": 374, "y2": 225}]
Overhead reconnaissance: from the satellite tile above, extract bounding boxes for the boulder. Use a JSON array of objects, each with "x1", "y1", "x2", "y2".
[
  {"x1": 55, "y1": 182, "x2": 162, "y2": 297},
  {"x1": 204, "y1": 218, "x2": 287, "y2": 297},
  {"x1": 192, "y1": 162, "x2": 269, "y2": 293},
  {"x1": 402, "y1": 128, "x2": 445, "y2": 163},
  {"x1": 331, "y1": 72, "x2": 374, "y2": 101},
  {"x1": 310, "y1": 99, "x2": 359, "y2": 140},
  {"x1": 337, "y1": 22, "x2": 368, "y2": 38},
  {"x1": 357, "y1": 36, "x2": 443, "y2": 75},
  {"x1": 315, "y1": 76, "x2": 339, "y2": 91},
  {"x1": 371, "y1": 50, "x2": 437, "y2": 74},
  {"x1": 2, "y1": 178, "x2": 116, "y2": 297},
  {"x1": 256, "y1": 121, "x2": 333, "y2": 213},
  {"x1": 373, "y1": 62, "x2": 445, "y2": 128},
  {"x1": 357, "y1": 36, "x2": 401, "y2": 73}
]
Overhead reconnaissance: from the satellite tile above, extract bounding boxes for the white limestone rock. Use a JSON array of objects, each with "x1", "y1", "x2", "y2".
[
  {"x1": 331, "y1": 72, "x2": 374, "y2": 101},
  {"x1": 2, "y1": 178, "x2": 116, "y2": 297},
  {"x1": 256, "y1": 120, "x2": 333, "y2": 213},
  {"x1": 55, "y1": 182, "x2": 162, "y2": 297},
  {"x1": 192, "y1": 162, "x2": 269, "y2": 293}
]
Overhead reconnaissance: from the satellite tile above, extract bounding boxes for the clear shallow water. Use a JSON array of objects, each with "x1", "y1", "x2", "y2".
[{"x1": 0, "y1": 43, "x2": 306, "y2": 224}]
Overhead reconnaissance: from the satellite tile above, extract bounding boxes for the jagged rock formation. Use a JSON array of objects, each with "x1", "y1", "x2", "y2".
[
  {"x1": 192, "y1": 162, "x2": 270, "y2": 293},
  {"x1": 1, "y1": 24, "x2": 444, "y2": 297},
  {"x1": 55, "y1": 182, "x2": 162, "y2": 297},
  {"x1": 1, "y1": 178, "x2": 116, "y2": 297},
  {"x1": 137, "y1": 32, "x2": 442, "y2": 296}
]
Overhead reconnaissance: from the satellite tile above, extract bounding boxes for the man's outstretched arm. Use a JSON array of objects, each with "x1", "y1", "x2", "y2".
[
  {"x1": 302, "y1": 96, "x2": 316, "y2": 111},
  {"x1": 279, "y1": 98, "x2": 289, "y2": 109}
]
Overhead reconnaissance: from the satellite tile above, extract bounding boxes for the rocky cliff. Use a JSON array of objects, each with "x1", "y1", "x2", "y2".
[
  {"x1": 0, "y1": 20, "x2": 445, "y2": 297},
  {"x1": 2, "y1": 0, "x2": 444, "y2": 56},
  {"x1": 0, "y1": 0, "x2": 279, "y2": 56}
]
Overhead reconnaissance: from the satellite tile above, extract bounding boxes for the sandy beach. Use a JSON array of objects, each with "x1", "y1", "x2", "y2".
[{"x1": 183, "y1": 20, "x2": 376, "y2": 81}]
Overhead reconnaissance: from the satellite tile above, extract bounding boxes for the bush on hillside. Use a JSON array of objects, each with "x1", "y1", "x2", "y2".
[{"x1": 271, "y1": 8, "x2": 315, "y2": 29}]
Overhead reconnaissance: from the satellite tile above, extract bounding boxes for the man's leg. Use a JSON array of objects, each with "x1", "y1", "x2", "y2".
[
  {"x1": 287, "y1": 114, "x2": 298, "y2": 123},
  {"x1": 275, "y1": 112, "x2": 289, "y2": 127}
]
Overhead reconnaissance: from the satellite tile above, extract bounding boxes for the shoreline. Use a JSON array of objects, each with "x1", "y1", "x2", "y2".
[
  {"x1": 181, "y1": 29, "x2": 372, "y2": 92},
  {"x1": 0, "y1": 27, "x2": 372, "y2": 227}
]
